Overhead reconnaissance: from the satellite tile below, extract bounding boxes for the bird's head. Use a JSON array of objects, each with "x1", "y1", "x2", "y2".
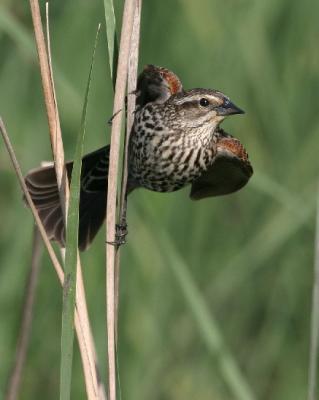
[{"x1": 167, "y1": 88, "x2": 244, "y2": 131}]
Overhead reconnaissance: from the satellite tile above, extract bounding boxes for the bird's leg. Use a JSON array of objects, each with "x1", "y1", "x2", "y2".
[
  {"x1": 116, "y1": 193, "x2": 128, "y2": 245},
  {"x1": 115, "y1": 219, "x2": 128, "y2": 245},
  {"x1": 106, "y1": 195, "x2": 128, "y2": 247}
]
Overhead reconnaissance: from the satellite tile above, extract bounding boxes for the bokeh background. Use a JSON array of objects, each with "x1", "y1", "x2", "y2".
[{"x1": 1, "y1": 0, "x2": 319, "y2": 399}]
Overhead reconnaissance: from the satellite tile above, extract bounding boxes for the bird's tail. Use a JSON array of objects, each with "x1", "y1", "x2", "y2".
[{"x1": 24, "y1": 146, "x2": 110, "y2": 251}]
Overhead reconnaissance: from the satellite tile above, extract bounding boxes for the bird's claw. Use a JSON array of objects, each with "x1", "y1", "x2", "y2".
[{"x1": 107, "y1": 109, "x2": 122, "y2": 126}]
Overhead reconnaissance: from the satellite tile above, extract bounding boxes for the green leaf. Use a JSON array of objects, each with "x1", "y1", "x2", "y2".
[
  {"x1": 103, "y1": 0, "x2": 118, "y2": 88},
  {"x1": 59, "y1": 25, "x2": 101, "y2": 400}
]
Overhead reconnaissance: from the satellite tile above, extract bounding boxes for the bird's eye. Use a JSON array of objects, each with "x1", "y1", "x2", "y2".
[{"x1": 199, "y1": 98, "x2": 210, "y2": 107}]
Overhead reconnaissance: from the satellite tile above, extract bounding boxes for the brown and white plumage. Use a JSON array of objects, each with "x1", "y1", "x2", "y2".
[{"x1": 24, "y1": 65, "x2": 253, "y2": 250}]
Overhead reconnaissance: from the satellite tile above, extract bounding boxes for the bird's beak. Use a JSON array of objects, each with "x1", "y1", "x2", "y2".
[{"x1": 216, "y1": 100, "x2": 245, "y2": 116}]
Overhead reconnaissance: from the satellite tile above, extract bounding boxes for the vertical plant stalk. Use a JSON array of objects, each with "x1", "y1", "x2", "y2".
[
  {"x1": 114, "y1": 0, "x2": 142, "y2": 340},
  {"x1": 59, "y1": 24, "x2": 101, "y2": 400},
  {"x1": 5, "y1": 227, "x2": 42, "y2": 400},
  {"x1": 105, "y1": 1, "x2": 136, "y2": 399},
  {"x1": 28, "y1": 2, "x2": 105, "y2": 399},
  {"x1": 308, "y1": 184, "x2": 319, "y2": 400},
  {"x1": 46, "y1": 6, "x2": 105, "y2": 400}
]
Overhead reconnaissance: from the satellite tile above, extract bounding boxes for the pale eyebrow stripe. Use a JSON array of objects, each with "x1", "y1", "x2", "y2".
[{"x1": 175, "y1": 94, "x2": 221, "y2": 105}]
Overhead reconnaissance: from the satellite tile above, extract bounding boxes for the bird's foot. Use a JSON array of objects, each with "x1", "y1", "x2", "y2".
[{"x1": 106, "y1": 222, "x2": 128, "y2": 247}]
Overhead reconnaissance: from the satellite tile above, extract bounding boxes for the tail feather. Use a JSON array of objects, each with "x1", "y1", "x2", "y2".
[{"x1": 24, "y1": 145, "x2": 109, "y2": 251}]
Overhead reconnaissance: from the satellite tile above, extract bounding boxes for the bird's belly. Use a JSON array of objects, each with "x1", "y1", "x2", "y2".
[
  {"x1": 135, "y1": 164, "x2": 197, "y2": 193},
  {"x1": 130, "y1": 145, "x2": 213, "y2": 193}
]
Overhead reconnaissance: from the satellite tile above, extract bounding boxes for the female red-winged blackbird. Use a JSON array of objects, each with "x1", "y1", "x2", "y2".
[{"x1": 25, "y1": 65, "x2": 252, "y2": 250}]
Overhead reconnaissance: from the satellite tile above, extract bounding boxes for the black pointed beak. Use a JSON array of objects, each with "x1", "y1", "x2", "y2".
[{"x1": 216, "y1": 99, "x2": 245, "y2": 116}]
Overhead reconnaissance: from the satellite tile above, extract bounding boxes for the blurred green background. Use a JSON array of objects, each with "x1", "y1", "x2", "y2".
[{"x1": 1, "y1": 0, "x2": 319, "y2": 399}]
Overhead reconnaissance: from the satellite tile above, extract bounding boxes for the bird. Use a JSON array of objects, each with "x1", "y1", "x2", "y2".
[{"x1": 25, "y1": 65, "x2": 253, "y2": 250}]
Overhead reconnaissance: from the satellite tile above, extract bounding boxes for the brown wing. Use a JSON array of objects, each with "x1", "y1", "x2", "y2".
[
  {"x1": 24, "y1": 146, "x2": 110, "y2": 251},
  {"x1": 190, "y1": 131, "x2": 253, "y2": 200}
]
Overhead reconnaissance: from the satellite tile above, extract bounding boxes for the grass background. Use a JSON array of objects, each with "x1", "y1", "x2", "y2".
[{"x1": 1, "y1": 0, "x2": 319, "y2": 399}]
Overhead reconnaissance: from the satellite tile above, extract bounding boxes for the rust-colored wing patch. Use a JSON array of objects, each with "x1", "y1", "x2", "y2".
[
  {"x1": 136, "y1": 64, "x2": 183, "y2": 107},
  {"x1": 190, "y1": 132, "x2": 253, "y2": 200}
]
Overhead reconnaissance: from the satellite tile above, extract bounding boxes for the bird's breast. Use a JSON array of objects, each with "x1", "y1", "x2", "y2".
[{"x1": 129, "y1": 127, "x2": 216, "y2": 193}]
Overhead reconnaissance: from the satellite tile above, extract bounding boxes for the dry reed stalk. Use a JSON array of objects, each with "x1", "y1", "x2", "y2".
[
  {"x1": 0, "y1": 118, "x2": 106, "y2": 400},
  {"x1": 29, "y1": 0, "x2": 67, "y2": 205},
  {"x1": 105, "y1": 0, "x2": 137, "y2": 399},
  {"x1": 0, "y1": 118, "x2": 65, "y2": 283},
  {"x1": 114, "y1": 0, "x2": 142, "y2": 341},
  {"x1": 27, "y1": 2, "x2": 105, "y2": 399},
  {"x1": 5, "y1": 227, "x2": 42, "y2": 400}
]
